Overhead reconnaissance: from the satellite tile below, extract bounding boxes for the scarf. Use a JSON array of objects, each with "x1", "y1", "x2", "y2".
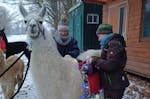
[
  {"x1": 100, "y1": 33, "x2": 113, "y2": 49},
  {"x1": 53, "y1": 31, "x2": 71, "y2": 46}
]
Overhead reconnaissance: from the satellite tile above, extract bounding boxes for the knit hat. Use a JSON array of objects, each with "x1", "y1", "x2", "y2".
[
  {"x1": 58, "y1": 14, "x2": 69, "y2": 31},
  {"x1": 96, "y1": 24, "x2": 113, "y2": 34}
]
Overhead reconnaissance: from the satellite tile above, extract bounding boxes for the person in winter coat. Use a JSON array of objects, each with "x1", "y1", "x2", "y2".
[
  {"x1": 90, "y1": 24, "x2": 129, "y2": 99},
  {"x1": 53, "y1": 14, "x2": 80, "y2": 58},
  {"x1": 0, "y1": 29, "x2": 7, "y2": 52}
]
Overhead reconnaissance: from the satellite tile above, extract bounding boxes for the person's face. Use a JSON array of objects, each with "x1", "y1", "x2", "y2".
[
  {"x1": 59, "y1": 30, "x2": 69, "y2": 36},
  {"x1": 96, "y1": 33, "x2": 107, "y2": 41}
]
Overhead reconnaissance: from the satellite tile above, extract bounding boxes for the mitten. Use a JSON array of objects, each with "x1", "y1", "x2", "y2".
[{"x1": 91, "y1": 56, "x2": 99, "y2": 66}]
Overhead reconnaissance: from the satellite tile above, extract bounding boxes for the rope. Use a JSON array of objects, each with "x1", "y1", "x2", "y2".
[
  {"x1": 0, "y1": 51, "x2": 24, "y2": 78},
  {"x1": 0, "y1": 50, "x2": 31, "y2": 99},
  {"x1": 10, "y1": 57, "x2": 31, "y2": 98}
]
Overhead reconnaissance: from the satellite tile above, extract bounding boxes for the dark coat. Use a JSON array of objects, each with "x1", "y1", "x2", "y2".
[
  {"x1": 94, "y1": 34, "x2": 129, "y2": 90},
  {"x1": 0, "y1": 29, "x2": 31, "y2": 66},
  {"x1": 55, "y1": 37, "x2": 80, "y2": 58}
]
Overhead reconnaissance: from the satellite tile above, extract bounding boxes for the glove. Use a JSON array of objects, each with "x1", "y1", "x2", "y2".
[
  {"x1": 81, "y1": 63, "x2": 88, "y2": 74},
  {"x1": 91, "y1": 56, "x2": 99, "y2": 66}
]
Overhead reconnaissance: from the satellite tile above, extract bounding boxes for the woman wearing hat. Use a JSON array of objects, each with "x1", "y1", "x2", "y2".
[
  {"x1": 90, "y1": 24, "x2": 129, "y2": 99},
  {"x1": 53, "y1": 14, "x2": 80, "y2": 58}
]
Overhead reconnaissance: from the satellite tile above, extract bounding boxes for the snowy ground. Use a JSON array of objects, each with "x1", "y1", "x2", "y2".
[
  {"x1": 13, "y1": 56, "x2": 37, "y2": 99},
  {"x1": 0, "y1": 55, "x2": 149, "y2": 99},
  {"x1": 0, "y1": 54, "x2": 37, "y2": 99},
  {"x1": 1, "y1": 58, "x2": 150, "y2": 99},
  {"x1": 123, "y1": 74, "x2": 150, "y2": 99},
  {"x1": 0, "y1": 35, "x2": 149, "y2": 99},
  {"x1": 0, "y1": 35, "x2": 37, "y2": 99}
]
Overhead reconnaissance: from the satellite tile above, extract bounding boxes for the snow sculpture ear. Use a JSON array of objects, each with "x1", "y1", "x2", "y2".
[
  {"x1": 19, "y1": 2, "x2": 28, "y2": 18},
  {"x1": 38, "y1": 3, "x2": 46, "y2": 18}
]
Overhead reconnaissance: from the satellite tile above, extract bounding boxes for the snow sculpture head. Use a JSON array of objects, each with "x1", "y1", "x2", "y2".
[{"x1": 19, "y1": 3, "x2": 46, "y2": 39}]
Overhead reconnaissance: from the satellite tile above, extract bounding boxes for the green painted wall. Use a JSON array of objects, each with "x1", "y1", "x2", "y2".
[{"x1": 69, "y1": 2, "x2": 102, "y2": 51}]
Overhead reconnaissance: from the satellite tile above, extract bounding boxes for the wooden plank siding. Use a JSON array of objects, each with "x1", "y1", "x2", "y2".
[
  {"x1": 127, "y1": 0, "x2": 150, "y2": 78},
  {"x1": 108, "y1": 6, "x2": 119, "y2": 33},
  {"x1": 102, "y1": 0, "x2": 150, "y2": 78}
]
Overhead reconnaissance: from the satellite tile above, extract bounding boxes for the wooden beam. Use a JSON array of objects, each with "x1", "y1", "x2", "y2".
[{"x1": 82, "y1": 0, "x2": 107, "y2": 5}]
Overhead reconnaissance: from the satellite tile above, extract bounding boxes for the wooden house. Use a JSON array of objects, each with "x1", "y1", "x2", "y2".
[{"x1": 82, "y1": 0, "x2": 150, "y2": 78}]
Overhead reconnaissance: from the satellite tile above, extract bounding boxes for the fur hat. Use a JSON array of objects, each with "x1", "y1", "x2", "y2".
[
  {"x1": 96, "y1": 24, "x2": 113, "y2": 34},
  {"x1": 58, "y1": 14, "x2": 69, "y2": 31}
]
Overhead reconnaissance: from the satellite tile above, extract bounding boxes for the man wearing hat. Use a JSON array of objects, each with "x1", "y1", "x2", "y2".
[
  {"x1": 90, "y1": 24, "x2": 129, "y2": 99},
  {"x1": 53, "y1": 14, "x2": 80, "y2": 58}
]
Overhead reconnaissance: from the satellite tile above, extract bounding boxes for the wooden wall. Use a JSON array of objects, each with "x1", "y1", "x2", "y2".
[
  {"x1": 103, "y1": 0, "x2": 150, "y2": 78},
  {"x1": 126, "y1": 0, "x2": 150, "y2": 78}
]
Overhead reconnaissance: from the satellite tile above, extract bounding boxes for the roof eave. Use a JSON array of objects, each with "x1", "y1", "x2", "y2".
[{"x1": 82, "y1": 0, "x2": 111, "y2": 5}]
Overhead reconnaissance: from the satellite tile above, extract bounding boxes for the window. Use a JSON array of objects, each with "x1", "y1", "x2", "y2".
[
  {"x1": 143, "y1": 0, "x2": 150, "y2": 38},
  {"x1": 87, "y1": 14, "x2": 99, "y2": 24},
  {"x1": 119, "y1": 7, "x2": 125, "y2": 35}
]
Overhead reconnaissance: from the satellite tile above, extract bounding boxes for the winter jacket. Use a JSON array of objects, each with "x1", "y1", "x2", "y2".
[
  {"x1": 55, "y1": 37, "x2": 80, "y2": 58},
  {"x1": 94, "y1": 34, "x2": 129, "y2": 90},
  {"x1": 0, "y1": 29, "x2": 8, "y2": 52}
]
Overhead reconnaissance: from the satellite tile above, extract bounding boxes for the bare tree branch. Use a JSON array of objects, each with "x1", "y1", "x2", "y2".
[{"x1": 1, "y1": 0, "x2": 79, "y2": 30}]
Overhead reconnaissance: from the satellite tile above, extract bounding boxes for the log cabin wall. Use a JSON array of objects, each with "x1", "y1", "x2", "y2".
[{"x1": 103, "y1": 0, "x2": 150, "y2": 78}]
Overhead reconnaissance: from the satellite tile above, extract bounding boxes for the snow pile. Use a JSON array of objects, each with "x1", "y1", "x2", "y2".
[{"x1": 7, "y1": 35, "x2": 27, "y2": 42}]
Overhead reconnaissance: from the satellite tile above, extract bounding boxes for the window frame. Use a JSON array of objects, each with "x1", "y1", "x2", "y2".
[
  {"x1": 141, "y1": 0, "x2": 150, "y2": 41},
  {"x1": 87, "y1": 14, "x2": 99, "y2": 24},
  {"x1": 118, "y1": 6, "x2": 126, "y2": 37}
]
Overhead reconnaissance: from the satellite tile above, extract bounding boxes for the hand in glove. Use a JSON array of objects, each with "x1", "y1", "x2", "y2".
[{"x1": 90, "y1": 56, "x2": 99, "y2": 67}]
